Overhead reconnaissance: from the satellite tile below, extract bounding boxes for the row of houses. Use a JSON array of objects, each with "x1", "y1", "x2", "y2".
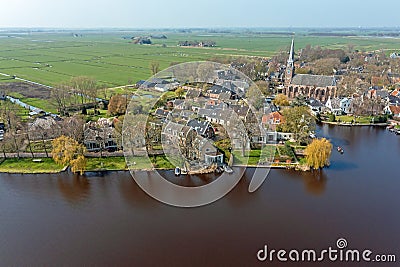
[{"x1": 307, "y1": 87, "x2": 400, "y2": 117}]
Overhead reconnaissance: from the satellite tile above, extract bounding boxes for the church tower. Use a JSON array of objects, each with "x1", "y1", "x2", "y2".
[{"x1": 285, "y1": 38, "x2": 295, "y2": 85}]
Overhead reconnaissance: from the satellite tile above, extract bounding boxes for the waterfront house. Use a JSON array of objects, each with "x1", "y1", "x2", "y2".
[
  {"x1": 83, "y1": 121, "x2": 118, "y2": 152},
  {"x1": 196, "y1": 136, "x2": 223, "y2": 165},
  {"x1": 385, "y1": 105, "x2": 400, "y2": 118},
  {"x1": 307, "y1": 97, "x2": 324, "y2": 114},
  {"x1": 325, "y1": 97, "x2": 343, "y2": 115},
  {"x1": 339, "y1": 97, "x2": 353, "y2": 114},
  {"x1": 162, "y1": 121, "x2": 221, "y2": 165},
  {"x1": 187, "y1": 119, "x2": 215, "y2": 138},
  {"x1": 28, "y1": 115, "x2": 61, "y2": 141}
]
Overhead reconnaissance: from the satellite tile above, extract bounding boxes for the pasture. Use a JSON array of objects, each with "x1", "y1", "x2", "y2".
[{"x1": 1, "y1": 30, "x2": 399, "y2": 90}]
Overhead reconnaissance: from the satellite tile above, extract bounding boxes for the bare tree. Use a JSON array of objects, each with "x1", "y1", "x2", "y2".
[
  {"x1": 70, "y1": 76, "x2": 97, "y2": 105},
  {"x1": 150, "y1": 61, "x2": 160, "y2": 75},
  {"x1": 51, "y1": 82, "x2": 71, "y2": 115},
  {"x1": 61, "y1": 115, "x2": 85, "y2": 143}
]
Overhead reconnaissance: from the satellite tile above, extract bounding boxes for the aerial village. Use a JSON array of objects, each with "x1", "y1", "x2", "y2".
[{"x1": 1, "y1": 39, "x2": 400, "y2": 173}]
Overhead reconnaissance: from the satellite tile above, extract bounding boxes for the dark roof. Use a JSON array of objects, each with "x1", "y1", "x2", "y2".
[
  {"x1": 163, "y1": 121, "x2": 184, "y2": 137},
  {"x1": 186, "y1": 89, "x2": 201, "y2": 98},
  {"x1": 264, "y1": 103, "x2": 279, "y2": 113},
  {"x1": 204, "y1": 102, "x2": 228, "y2": 110},
  {"x1": 388, "y1": 95, "x2": 400, "y2": 105},
  {"x1": 376, "y1": 90, "x2": 389, "y2": 98},
  {"x1": 173, "y1": 99, "x2": 185, "y2": 106},
  {"x1": 180, "y1": 110, "x2": 194, "y2": 119},
  {"x1": 187, "y1": 119, "x2": 211, "y2": 135},
  {"x1": 155, "y1": 108, "x2": 169, "y2": 117},
  {"x1": 151, "y1": 78, "x2": 168, "y2": 84},
  {"x1": 291, "y1": 74, "x2": 336, "y2": 87},
  {"x1": 218, "y1": 91, "x2": 232, "y2": 100},
  {"x1": 308, "y1": 98, "x2": 324, "y2": 107},
  {"x1": 230, "y1": 104, "x2": 249, "y2": 117},
  {"x1": 221, "y1": 81, "x2": 236, "y2": 91},
  {"x1": 199, "y1": 108, "x2": 230, "y2": 122},
  {"x1": 198, "y1": 108, "x2": 212, "y2": 117},
  {"x1": 208, "y1": 85, "x2": 230, "y2": 95}
]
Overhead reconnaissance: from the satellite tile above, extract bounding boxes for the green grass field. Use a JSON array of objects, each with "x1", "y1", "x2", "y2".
[
  {"x1": 1, "y1": 30, "x2": 400, "y2": 89},
  {"x1": 233, "y1": 145, "x2": 276, "y2": 166},
  {"x1": 86, "y1": 156, "x2": 127, "y2": 171},
  {"x1": 0, "y1": 158, "x2": 66, "y2": 173},
  {"x1": 336, "y1": 115, "x2": 374, "y2": 124}
]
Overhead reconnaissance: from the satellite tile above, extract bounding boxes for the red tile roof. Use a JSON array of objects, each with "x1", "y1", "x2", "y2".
[
  {"x1": 389, "y1": 105, "x2": 400, "y2": 115},
  {"x1": 263, "y1": 111, "x2": 284, "y2": 124}
]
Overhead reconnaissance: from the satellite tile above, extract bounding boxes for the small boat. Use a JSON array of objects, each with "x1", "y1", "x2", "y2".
[
  {"x1": 180, "y1": 168, "x2": 188, "y2": 175},
  {"x1": 337, "y1": 146, "x2": 344, "y2": 154},
  {"x1": 223, "y1": 165, "x2": 233, "y2": 174},
  {"x1": 174, "y1": 167, "x2": 181, "y2": 176},
  {"x1": 214, "y1": 166, "x2": 224, "y2": 174}
]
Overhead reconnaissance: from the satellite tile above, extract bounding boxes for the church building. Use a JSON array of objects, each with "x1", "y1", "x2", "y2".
[{"x1": 283, "y1": 39, "x2": 337, "y2": 102}]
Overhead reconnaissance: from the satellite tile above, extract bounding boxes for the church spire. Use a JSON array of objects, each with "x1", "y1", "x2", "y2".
[
  {"x1": 285, "y1": 37, "x2": 295, "y2": 85},
  {"x1": 288, "y1": 38, "x2": 294, "y2": 64}
]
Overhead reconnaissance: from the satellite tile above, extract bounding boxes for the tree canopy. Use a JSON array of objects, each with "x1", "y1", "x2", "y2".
[
  {"x1": 108, "y1": 94, "x2": 128, "y2": 116},
  {"x1": 304, "y1": 138, "x2": 332, "y2": 169},
  {"x1": 273, "y1": 94, "x2": 290, "y2": 106},
  {"x1": 52, "y1": 135, "x2": 87, "y2": 174},
  {"x1": 278, "y1": 106, "x2": 316, "y2": 144}
]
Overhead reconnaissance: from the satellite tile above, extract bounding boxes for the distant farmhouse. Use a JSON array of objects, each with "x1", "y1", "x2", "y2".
[
  {"x1": 283, "y1": 39, "x2": 337, "y2": 102},
  {"x1": 131, "y1": 36, "x2": 152, "y2": 45}
]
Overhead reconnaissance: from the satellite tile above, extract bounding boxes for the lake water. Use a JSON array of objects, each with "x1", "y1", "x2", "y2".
[{"x1": 0, "y1": 124, "x2": 399, "y2": 266}]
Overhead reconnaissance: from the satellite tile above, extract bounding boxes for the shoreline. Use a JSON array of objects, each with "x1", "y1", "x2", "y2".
[
  {"x1": 0, "y1": 164, "x2": 302, "y2": 175},
  {"x1": 321, "y1": 121, "x2": 388, "y2": 127}
]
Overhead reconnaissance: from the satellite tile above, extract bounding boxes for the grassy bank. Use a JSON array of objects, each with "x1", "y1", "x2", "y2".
[
  {"x1": 86, "y1": 156, "x2": 127, "y2": 171},
  {"x1": 233, "y1": 145, "x2": 276, "y2": 166},
  {"x1": 0, "y1": 158, "x2": 66, "y2": 173}
]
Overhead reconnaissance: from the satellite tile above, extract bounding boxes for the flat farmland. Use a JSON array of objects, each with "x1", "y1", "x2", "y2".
[{"x1": 0, "y1": 30, "x2": 399, "y2": 88}]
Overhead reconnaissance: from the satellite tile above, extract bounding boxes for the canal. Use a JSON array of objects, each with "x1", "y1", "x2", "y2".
[{"x1": 0, "y1": 124, "x2": 399, "y2": 266}]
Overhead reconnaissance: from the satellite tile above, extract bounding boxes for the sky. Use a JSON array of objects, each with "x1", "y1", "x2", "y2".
[{"x1": 0, "y1": 0, "x2": 399, "y2": 28}]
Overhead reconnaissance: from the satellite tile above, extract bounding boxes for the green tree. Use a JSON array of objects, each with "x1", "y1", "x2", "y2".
[
  {"x1": 175, "y1": 87, "x2": 185, "y2": 99},
  {"x1": 273, "y1": 94, "x2": 290, "y2": 106},
  {"x1": 304, "y1": 138, "x2": 332, "y2": 169},
  {"x1": 328, "y1": 113, "x2": 336, "y2": 122},
  {"x1": 52, "y1": 135, "x2": 87, "y2": 174},
  {"x1": 279, "y1": 106, "x2": 316, "y2": 144}
]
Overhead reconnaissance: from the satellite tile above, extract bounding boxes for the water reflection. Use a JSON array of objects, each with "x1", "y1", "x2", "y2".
[
  {"x1": 119, "y1": 175, "x2": 159, "y2": 209},
  {"x1": 57, "y1": 174, "x2": 90, "y2": 204},
  {"x1": 329, "y1": 160, "x2": 358, "y2": 171},
  {"x1": 0, "y1": 125, "x2": 399, "y2": 266},
  {"x1": 300, "y1": 170, "x2": 327, "y2": 196}
]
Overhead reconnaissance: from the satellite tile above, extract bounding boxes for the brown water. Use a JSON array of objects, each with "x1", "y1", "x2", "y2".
[{"x1": 0, "y1": 125, "x2": 399, "y2": 266}]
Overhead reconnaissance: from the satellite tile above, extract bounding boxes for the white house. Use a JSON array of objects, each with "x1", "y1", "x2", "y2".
[
  {"x1": 385, "y1": 105, "x2": 400, "y2": 118},
  {"x1": 325, "y1": 97, "x2": 352, "y2": 115},
  {"x1": 340, "y1": 98, "x2": 353, "y2": 114},
  {"x1": 325, "y1": 97, "x2": 342, "y2": 115}
]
